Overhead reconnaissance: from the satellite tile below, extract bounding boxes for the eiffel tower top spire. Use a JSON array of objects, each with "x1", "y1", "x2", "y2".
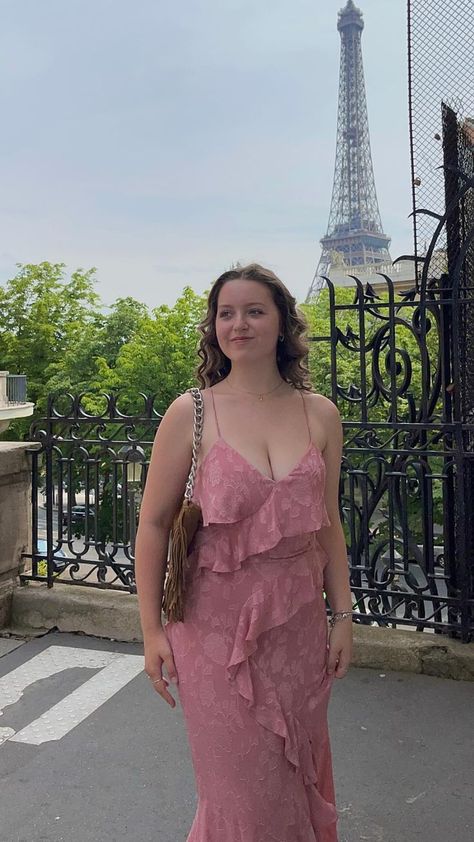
[
  {"x1": 306, "y1": 0, "x2": 391, "y2": 301},
  {"x1": 338, "y1": 0, "x2": 363, "y2": 29}
]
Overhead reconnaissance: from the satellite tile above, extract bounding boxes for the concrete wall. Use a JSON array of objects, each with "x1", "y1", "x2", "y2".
[
  {"x1": 0, "y1": 371, "x2": 8, "y2": 406},
  {"x1": 0, "y1": 442, "x2": 39, "y2": 626}
]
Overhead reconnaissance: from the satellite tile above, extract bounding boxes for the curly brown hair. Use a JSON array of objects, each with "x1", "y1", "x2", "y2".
[{"x1": 194, "y1": 263, "x2": 313, "y2": 391}]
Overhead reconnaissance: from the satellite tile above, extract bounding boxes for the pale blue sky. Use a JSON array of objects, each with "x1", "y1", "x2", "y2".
[{"x1": 0, "y1": 0, "x2": 411, "y2": 307}]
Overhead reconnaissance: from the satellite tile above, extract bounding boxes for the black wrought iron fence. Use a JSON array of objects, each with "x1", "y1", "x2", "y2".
[
  {"x1": 306, "y1": 268, "x2": 473, "y2": 642},
  {"x1": 22, "y1": 231, "x2": 474, "y2": 642},
  {"x1": 23, "y1": 395, "x2": 158, "y2": 592}
]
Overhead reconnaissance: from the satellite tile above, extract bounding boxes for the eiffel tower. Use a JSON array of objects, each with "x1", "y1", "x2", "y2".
[{"x1": 306, "y1": 0, "x2": 391, "y2": 303}]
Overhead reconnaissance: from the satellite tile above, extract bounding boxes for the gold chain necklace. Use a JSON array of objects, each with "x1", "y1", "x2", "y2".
[{"x1": 225, "y1": 377, "x2": 286, "y2": 402}]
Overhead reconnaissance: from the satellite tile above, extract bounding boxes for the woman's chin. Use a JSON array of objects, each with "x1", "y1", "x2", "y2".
[{"x1": 226, "y1": 343, "x2": 255, "y2": 354}]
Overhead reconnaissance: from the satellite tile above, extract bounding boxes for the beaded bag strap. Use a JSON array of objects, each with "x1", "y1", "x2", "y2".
[{"x1": 184, "y1": 387, "x2": 204, "y2": 501}]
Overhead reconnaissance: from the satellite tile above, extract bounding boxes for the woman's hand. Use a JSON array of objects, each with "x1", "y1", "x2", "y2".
[
  {"x1": 326, "y1": 619, "x2": 353, "y2": 679},
  {"x1": 144, "y1": 628, "x2": 179, "y2": 708}
]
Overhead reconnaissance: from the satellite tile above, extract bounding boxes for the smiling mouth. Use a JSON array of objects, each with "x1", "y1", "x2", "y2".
[{"x1": 232, "y1": 337, "x2": 252, "y2": 342}]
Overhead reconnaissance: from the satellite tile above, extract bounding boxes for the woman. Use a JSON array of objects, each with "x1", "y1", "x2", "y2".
[{"x1": 135, "y1": 263, "x2": 353, "y2": 841}]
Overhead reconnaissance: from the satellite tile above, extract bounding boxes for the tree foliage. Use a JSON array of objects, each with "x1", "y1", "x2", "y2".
[
  {"x1": 0, "y1": 263, "x2": 208, "y2": 436},
  {"x1": 109, "y1": 286, "x2": 206, "y2": 414},
  {"x1": 1, "y1": 263, "x2": 442, "y2": 438}
]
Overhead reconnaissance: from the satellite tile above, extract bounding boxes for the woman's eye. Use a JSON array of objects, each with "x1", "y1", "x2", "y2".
[{"x1": 218, "y1": 309, "x2": 263, "y2": 317}]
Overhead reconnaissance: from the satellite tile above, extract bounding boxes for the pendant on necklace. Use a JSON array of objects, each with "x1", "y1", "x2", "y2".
[{"x1": 258, "y1": 395, "x2": 263, "y2": 401}]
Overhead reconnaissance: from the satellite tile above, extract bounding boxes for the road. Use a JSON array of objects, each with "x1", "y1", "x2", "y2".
[{"x1": 0, "y1": 631, "x2": 472, "y2": 842}]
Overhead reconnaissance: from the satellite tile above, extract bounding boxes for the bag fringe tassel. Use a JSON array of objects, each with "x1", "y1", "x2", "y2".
[{"x1": 162, "y1": 499, "x2": 202, "y2": 623}]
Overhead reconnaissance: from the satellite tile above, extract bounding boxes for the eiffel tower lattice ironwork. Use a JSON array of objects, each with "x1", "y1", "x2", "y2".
[{"x1": 306, "y1": 0, "x2": 391, "y2": 303}]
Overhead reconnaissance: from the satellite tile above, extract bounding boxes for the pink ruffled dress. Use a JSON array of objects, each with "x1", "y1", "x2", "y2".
[{"x1": 164, "y1": 387, "x2": 338, "y2": 841}]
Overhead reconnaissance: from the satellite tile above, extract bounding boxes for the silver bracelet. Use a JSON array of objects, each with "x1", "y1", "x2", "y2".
[{"x1": 328, "y1": 610, "x2": 353, "y2": 629}]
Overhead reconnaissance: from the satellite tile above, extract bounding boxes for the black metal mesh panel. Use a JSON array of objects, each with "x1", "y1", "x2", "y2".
[
  {"x1": 442, "y1": 103, "x2": 474, "y2": 635},
  {"x1": 407, "y1": 0, "x2": 474, "y2": 262}
]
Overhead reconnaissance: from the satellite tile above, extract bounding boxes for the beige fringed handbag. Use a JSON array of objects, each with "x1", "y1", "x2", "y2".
[{"x1": 162, "y1": 387, "x2": 204, "y2": 623}]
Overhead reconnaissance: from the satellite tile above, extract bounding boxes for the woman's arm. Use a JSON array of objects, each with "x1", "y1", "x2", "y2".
[
  {"x1": 134, "y1": 391, "x2": 194, "y2": 637},
  {"x1": 311, "y1": 395, "x2": 353, "y2": 679},
  {"x1": 312, "y1": 395, "x2": 352, "y2": 612}
]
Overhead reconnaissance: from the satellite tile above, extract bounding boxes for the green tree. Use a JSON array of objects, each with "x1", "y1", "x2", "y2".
[
  {"x1": 0, "y1": 262, "x2": 102, "y2": 436},
  {"x1": 109, "y1": 286, "x2": 207, "y2": 413},
  {"x1": 100, "y1": 297, "x2": 149, "y2": 367},
  {"x1": 45, "y1": 296, "x2": 150, "y2": 416},
  {"x1": 0, "y1": 264, "x2": 153, "y2": 433}
]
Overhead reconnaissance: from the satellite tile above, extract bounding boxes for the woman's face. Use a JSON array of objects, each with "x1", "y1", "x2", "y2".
[{"x1": 214, "y1": 279, "x2": 282, "y2": 362}]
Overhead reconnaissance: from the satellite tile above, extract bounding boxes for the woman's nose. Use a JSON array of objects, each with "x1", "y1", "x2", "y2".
[{"x1": 234, "y1": 316, "x2": 249, "y2": 331}]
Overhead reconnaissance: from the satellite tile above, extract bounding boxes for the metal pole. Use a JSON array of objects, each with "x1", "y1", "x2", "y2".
[{"x1": 129, "y1": 486, "x2": 136, "y2": 558}]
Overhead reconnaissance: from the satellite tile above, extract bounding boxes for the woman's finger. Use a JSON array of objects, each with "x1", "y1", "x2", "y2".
[
  {"x1": 149, "y1": 675, "x2": 176, "y2": 707},
  {"x1": 162, "y1": 653, "x2": 179, "y2": 685},
  {"x1": 334, "y1": 647, "x2": 352, "y2": 678}
]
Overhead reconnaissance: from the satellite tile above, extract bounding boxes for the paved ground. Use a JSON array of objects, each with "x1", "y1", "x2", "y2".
[{"x1": 0, "y1": 630, "x2": 472, "y2": 842}]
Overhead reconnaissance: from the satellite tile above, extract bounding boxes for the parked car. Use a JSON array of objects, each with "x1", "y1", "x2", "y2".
[
  {"x1": 62, "y1": 505, "x2": 95, "y2": 527},
  {"x1": 36, "y1": 539, "x2": 68, "y2": 574}
]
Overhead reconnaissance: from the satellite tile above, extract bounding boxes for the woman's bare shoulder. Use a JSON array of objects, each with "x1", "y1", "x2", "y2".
[
  {"x1": 305, "y1": 391, "x2": 339, "y2": 412},
  {"x1": 148, "y1": 391, "x2": 194, "y2": 463},
  {"x1": 159, "y1": 390, "x2": 194, "y2": 439},
  {"x1": 164, "y1": 389, "x2": 194, "y2": 416},
  {"x1": 304, "y1": 391, "x2": 342, "y2": 445}
]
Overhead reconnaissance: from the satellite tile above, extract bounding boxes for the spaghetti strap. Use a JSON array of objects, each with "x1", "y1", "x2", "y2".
[
  {"x1": 209, "y1": 387, "x2": 221, "y2": 437},
  {"x1": 300, "y1": 391, "x2": 312, "y2": 446}
]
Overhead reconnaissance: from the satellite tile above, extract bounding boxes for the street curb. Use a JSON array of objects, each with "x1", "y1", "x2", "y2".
[
  {"x1": 9, "y1": 581, "x2": 143, "y2": 643},
  {"x1": 5, "y1": 582, "x2": 474, "y2": 680}
]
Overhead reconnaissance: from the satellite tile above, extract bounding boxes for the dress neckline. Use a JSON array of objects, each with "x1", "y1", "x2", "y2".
[
  {"x1": 202, "y1": 385, "x2": 322, "y2": 484},
  {"x1": 196, "y1": 436, "x2": 325, "y2": 486}
]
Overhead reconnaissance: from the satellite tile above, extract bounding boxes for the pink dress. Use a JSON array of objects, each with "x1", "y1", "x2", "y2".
[{"x1": 164, "y1": 388, "x2": 338, "y2": 842}]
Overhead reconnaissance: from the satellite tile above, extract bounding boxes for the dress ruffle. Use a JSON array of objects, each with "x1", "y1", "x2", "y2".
[
  {"x1": 190, "y1": 451, "x2": 331, "y2": 574},
  {"x1": 225, "y1": 556, "x2": 338, "y2": 837},
  {"x1": 191, "y1": 515, "x2": 330, "y2": 575}
]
